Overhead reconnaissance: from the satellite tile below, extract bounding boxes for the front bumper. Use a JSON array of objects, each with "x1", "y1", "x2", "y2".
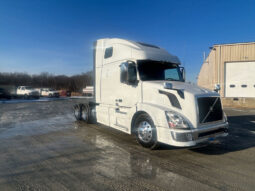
[{"x1": 167, "y1": 122, "x2": 229, "y2": 147}]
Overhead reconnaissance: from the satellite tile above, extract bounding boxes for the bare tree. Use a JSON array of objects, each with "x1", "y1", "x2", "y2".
[{"x1": 0, "y1": 71, "x2": 93, "y2": 91}]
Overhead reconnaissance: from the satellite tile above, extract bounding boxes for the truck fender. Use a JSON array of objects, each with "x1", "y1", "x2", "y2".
[{"x1": 129, "y1": 103, "x2": 168, "y2": 135}]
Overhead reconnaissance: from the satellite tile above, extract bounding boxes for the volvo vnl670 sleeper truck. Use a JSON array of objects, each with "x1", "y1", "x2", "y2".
[{"x1": 74, "y1": 38, "x2": 228, "y2": 149}]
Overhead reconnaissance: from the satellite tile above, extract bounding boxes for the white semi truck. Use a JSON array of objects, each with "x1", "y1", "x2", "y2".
[{"x1": 74, "y1": 38, "x2": 228, "y2": 149}]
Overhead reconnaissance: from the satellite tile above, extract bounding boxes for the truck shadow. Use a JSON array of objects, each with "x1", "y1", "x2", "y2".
[
  {"x1": 74, "y1": 114, "x2": 255, "y2": 156},
  {"x1": 189, "y1": 114, "x2": 255, "y2": 155}
]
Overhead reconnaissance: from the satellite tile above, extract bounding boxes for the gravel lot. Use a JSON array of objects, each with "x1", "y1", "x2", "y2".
[{"x1": 0, "y1": 99, "x2": 255, "y2": 190}]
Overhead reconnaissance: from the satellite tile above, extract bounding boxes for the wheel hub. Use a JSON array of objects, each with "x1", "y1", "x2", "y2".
[
  {"x1": 81, "y1": 110, "x2": 88, "y2": 121},
  {"x1": 138, "y1": 121, "x2": 153, "y2": 143}
]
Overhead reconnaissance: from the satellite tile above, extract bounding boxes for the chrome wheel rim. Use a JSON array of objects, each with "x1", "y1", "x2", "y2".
[
  {"x1": 81, "y1": 109, "x2": 88, "y2": 121},
  {"x1": 138, "y1": 121, "x2": 153, "y2": 143},
  {"x1": 74, "y1": 107, "x2": 80, "y2": 118}
]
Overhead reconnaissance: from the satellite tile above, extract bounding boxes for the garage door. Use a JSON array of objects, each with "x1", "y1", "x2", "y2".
[{"x1": 225, "y1": 61, "x2": 255, "y2": 97}]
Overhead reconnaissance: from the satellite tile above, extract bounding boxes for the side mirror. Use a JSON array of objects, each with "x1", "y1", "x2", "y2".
[
  {"x1": 120, "y1": 62, "x2": 128, "y2": 83},
  {"x1": 214, "y1": 84, "x2": 221, "y2": 92},
  {"x1": 180, "y1": 67, "x2": 185, "y2": 81},
  {"x1": 120, "y1": 61, "x2": 137, "y2": 85},
  {"x1": 127, "y1": 62, "x2": 137, "y2": 84}
]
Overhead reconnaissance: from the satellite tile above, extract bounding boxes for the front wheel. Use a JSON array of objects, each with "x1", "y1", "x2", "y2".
[{"x1": 134, "y1": 113, "x2": 158, "y2": 149}]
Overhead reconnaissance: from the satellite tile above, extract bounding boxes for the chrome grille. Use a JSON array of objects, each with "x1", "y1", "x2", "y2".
[{"x1": 197, "y1": 97, "x2": 223, "y2": 124}]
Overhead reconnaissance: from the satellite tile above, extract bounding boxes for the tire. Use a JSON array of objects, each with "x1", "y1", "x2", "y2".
[
  {"x1": 81, "y1": 104, "x2": 90, "y2": 123},
  {"x1": 49, "y1": 94, "x2": 52, "y2": 98},
  {"x1": 80, "y1": 103, "x2": 96, "y2": 123},
  {"x1": 88, "y1": 104, "x2": 97, "y2": 123},
  {"x1": 24, "y1": 94, "x2": 28, "y2": 99},
  {"x1": 134, "y1": 113, "x2": 158, "y2": 149},
  {"x1": 73, "y1": 104, "x2": 82, "y2": 120}
]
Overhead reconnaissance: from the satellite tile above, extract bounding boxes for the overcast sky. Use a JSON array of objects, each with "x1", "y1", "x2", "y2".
[{"x1": 0, "y1": 0, "x2": 255, "y2": 82}]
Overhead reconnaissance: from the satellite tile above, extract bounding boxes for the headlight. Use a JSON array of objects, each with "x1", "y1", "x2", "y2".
[{"x1": 165, "y1": 111, "x2": 190, "y2": 129}]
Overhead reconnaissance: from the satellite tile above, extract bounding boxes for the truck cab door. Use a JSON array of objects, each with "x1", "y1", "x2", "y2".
[{"x1": 113, "y1": 61, "x2": 140, "y2": 131}]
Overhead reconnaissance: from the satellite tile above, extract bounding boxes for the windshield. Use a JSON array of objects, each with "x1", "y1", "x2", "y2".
[{"x1": 137, "y1": 60, "x2": 183, "y2": 81}]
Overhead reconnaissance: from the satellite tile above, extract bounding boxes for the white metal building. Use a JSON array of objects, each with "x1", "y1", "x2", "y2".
[{"x1": 198, "y1": 42, "x2": 255, "y2": 108}]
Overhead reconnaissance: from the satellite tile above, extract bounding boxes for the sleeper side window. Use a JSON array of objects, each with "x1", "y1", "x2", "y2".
[{"x1": 104, "y1": 47, "x2": 113, "y2": 59}]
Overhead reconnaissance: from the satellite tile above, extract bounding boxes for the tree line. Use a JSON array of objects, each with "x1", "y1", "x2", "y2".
[{"x1": 0, "y1": 71, "x2": 93, "y2": 92}]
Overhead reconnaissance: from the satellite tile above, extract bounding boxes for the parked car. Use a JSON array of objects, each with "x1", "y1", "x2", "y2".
[
  {"x1": 41, "y1": 88, "x2": 59, "y2": 98},
  {"x1": 16, "y1": 86, "x2": 40, "y2": 99},
  {"x1": 0, "y1": 88, "x2": 11, "y2": 99}
]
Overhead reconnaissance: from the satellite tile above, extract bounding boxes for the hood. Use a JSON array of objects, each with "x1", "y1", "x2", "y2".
[
  {"x1": 141, "y1": 81, "x2": 220, "y2": 128},
  {"x1": 142, "y1": 81, "x2": 218, "y2": 96}
]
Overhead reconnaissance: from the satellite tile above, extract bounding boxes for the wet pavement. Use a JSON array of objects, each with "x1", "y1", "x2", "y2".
[{"x1": 0, "y1": 99, "x2": 255, "y2": 190}]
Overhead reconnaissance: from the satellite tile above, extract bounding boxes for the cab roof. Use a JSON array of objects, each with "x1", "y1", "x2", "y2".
[{"x1": 97, "y1": 38, "x2": 181, "y2": 65}]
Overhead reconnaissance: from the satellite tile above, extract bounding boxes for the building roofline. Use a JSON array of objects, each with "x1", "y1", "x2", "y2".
[{"x1": 214, "y1": 41, "x2": 255, "y2": 47}]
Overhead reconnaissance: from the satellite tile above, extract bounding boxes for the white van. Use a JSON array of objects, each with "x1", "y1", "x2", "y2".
[{"x1": 74, "y1": 38, "x2": 228, "y2": 149}]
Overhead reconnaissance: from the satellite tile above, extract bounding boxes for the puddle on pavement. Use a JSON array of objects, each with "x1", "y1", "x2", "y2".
[
  {"x1": 71, "y1": 128, "x2": 204, "y2": 190},
  {"x1": 0, "y1": 114, "x2": 75, "y2": 139}
]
